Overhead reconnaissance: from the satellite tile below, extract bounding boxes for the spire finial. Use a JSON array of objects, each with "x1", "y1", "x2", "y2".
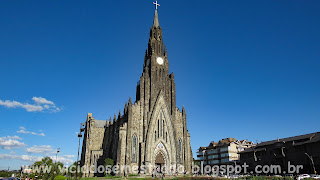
[
  {"x1": 153, "y1": 5, "x2": 160, "y2": 28},
  {"x1": 153, "y1": 1, "x2": 160, "y2": 10}
]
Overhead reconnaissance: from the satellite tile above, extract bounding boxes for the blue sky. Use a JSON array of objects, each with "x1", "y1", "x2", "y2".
[{"x1": 0, "y1": 0, "x2": 320, "y2": 170}]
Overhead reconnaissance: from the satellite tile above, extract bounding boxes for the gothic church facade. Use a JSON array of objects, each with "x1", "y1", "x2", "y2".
[{"x1": 80, "y1": 8, "x2": 193, "y2": 177}]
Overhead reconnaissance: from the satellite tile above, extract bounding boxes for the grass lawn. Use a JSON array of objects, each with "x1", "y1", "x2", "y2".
[{"x1": 77, "y1": 176, "x2": 316, "y2": 180}]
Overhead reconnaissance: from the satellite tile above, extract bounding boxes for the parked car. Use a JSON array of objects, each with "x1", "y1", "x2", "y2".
[
  {"x1": 311, "y1": 174, "x2": 320, "y2": 179},
  {"x1": 299, "y1": 174, "x2": 311, "y2": 179}
]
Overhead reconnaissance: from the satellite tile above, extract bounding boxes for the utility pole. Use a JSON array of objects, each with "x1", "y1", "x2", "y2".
[{"x1": 76, "y1": 123, "x2": 85, "y2": 180}]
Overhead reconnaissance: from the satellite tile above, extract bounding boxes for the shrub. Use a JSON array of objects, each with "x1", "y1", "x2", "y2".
[
  {"x1": 54, "y1": 175, "x2": 67, "y2": 180},
  {"x1": 128, "y1": 174, "x2": 139, "y2": 177}
]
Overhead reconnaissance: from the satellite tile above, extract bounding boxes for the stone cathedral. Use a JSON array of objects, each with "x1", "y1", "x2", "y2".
[{"x1": 80, "y1": 6, "x2": 193, "y2": 177}]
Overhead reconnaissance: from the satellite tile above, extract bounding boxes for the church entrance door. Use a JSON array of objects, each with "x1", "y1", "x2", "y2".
[{"x1": 155, "y1": 153, "x2": 165, "y2": 173}]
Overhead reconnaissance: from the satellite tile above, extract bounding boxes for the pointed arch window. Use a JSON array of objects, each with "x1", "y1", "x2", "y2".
[
  {"x1": 155, "y1": 131, "x2": 157, "y2": 141},
  {"x1": 163, "y1": 71, "x2": 165, "y2": 82},
  {"x1": 152, "y1": 43, "x2": 155, "y2": 53},
  {"x1": 160, "y1": 118, "x2": 162, "y2": 137},
  {"x1": 132, "y1": 135, "x2": 137, "y2": 163},
  {"x1": 162, "y1": 120, "x2": 165, "y2": 138},
  {"x1": 178, "y1": 139, "x2": 182, "y2": 163},
  {"x1": 158, "y1": 119, "x2": 160, "y2": 138},
  {"x1": 160, "y1": 114, "x2": 162, "y2": 137},
  {"x1": 166, "y1": 132, "x2": 168, "y2": 142},
  {"x1": 157, "y1": 68, "x2": 159, "y2": 80}
]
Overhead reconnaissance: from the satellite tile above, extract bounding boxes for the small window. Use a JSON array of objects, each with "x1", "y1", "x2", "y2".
[
  {"x1": 166, "y1": 132, "x2": 168, "y2": 142},
  {"x1": 163, "y1": 120, "x2": 165, "y2": 137},
  {"x1": 158, "y1": 119, "x2": 160, "y2": 138},
  {"x1": 178, "y1": 139, "x2": 182, "y2": 163},
  {"x1": 132, "y1": 135, "x2": 137, "y2": 163},
  {"x1": 160, "y1": 118, "x2": 162, "y2": 137}
]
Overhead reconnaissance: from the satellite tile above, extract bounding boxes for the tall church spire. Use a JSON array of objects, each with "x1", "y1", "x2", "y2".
[
  {"x1": 153, "y1": 1, "x2": 160, "y2": 28},
  {"x1": 146, "y1": 1, "x2": 163, "y2": 58},
  {"x1": 153, "y1": 9, "x2": 160, "y2": 28}
]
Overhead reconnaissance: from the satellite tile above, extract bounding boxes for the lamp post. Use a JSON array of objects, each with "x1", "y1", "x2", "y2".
[
  {"x1": 305, "y1": 153, "x2": 316, "y2": 174},
  {"x1": 53, "y1": 148, "x2": 60, "y2": 179},
  {"x1": 55, "y1": 148, "x2": 60, "y2": 164},
  {"x1": 202, "y1": 150, "x2": 206, "y2": 175},
  {"x1": 76, "y1": 123, "x2": 85, "y2": 180}
]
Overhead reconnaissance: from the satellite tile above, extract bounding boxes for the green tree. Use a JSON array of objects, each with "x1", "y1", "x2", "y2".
[
  {"x1": 32, "y1": 156, "x2": 53, "y2": 180},
  {"x1": 67, "y1": 161, "x2": 82, "y2": 178},
  {"x1": 0, "y1": 171, "x2": 9, "y2": 178},
  {"x1": 32, "y1": 156, "x2": 64, "y2": 180},
  {"x1": 51, "y1": 161, "x2": 64, "y2": 180},
  {"x1": 104, "y1": 158, "x2": 114, "y2": 167},
  {"x1": 104, "y1": 158, "x2": 114, "y2": 175},
  {"x1": 193, "y1": 159, "x2": 200, "y2": 166},
  {"x1": 29, "y1": 173, "x2": 36, "y2": 179},
  {"x1": 54, "y1": 175, "x2": 67, "y2": 180}
]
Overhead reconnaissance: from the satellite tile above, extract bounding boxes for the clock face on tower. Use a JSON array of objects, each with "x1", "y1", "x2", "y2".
[{"x1": 156, "y1": 57, "x2": 164, "y2": 65}]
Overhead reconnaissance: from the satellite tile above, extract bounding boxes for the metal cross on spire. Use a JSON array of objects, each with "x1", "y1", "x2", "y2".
[{"x1": 153, "y1": 1, "x2": 160, "y2": 10}]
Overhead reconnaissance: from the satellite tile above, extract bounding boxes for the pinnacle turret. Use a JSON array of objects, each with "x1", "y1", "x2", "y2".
[
  {"x1": 129, "y1": 97, "x2": 132, "y2": 105},
  {"x1": 124, "y1": 102, "x2": 128, "y2": 113}
]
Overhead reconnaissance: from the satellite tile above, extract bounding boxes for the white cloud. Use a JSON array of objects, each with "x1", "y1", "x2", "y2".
[
  {"x1": 26, "y1": 145, "x2": 54, "y2": 154},
  {"x1": 0, "y1": 154, "x2": 42, "y2": 162},
  {"x1": 0, "y1": 97, "x2": 61, "y2": 113},
  {"x1": 0, "y1": 154, "x2": 75, "y2": 165},
  {"x1": 7, "y1": 135, "x2": 22, "y2": 140},
  {"x1": 62, "y1": 155, "x2": 75, "y2": 159},
  {"x1": 50, "y1": 155, "x2": 75, "y2": 165},
  {"x1": 17, "y1": 127, "x2": 45, "y2": 137},
  {"x1": 54, "y1": 107, "x2": 62, "y2": 112},
  {"x1": 0, "y1": 100, "x2": 43, "y2": 112},
  {"x1": 20, "y1": 155, "x2": 43, "y2": 162},
  {"x1": 0, "y1": 136, "x2": 26, "y2": 150},
  {"x1": 32, "y1": 97, "x2": 54, "y2": 105}
]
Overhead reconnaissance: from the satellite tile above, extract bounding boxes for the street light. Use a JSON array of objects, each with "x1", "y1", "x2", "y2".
[
  {"x1": 202, "y1": 150, "x2": 206, "y2": 175},
  {"x1": 55, "y1": 148, "x2": 60, "y2": 163},
  {"x1": 305, "y1": 153, "x2": 316, "y2": 174},
  {"x1": 76, "y1": 122, "x2": 85, "y2": 180},
  {"x1": 53, "y1": 148, "x2": 60, "y2": 179}
]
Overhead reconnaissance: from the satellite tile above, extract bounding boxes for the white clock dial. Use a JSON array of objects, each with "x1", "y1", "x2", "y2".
[{"x1": 156, "y1": 57, "x2": 164, "y2": 65}]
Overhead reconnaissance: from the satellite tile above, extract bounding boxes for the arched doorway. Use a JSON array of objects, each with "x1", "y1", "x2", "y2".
[{"x1": 155, "y1": 152, "x2": 165, "y2": 173}]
